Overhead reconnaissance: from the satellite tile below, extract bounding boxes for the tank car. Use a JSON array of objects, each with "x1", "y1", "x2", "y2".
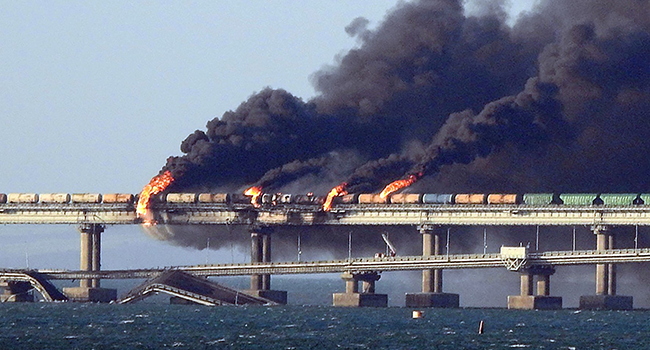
[
  {"x1": 454, "y1": 194, "x2": 486, "y2": 204},
  {"x1": 422, "y1": 194, "x2": 454, "y2": 204},
  {"x1": 102, "y1": 193, "x2": 135, "y2": 204},
  {"x1": 40, "y1": 193, "x2": 71, "y2": 203},
  {"x1": 358, "y1": 194, "x2": 387, "y2": 204},
  {"x1": 333, "y1": 193, "x2": 359, "y2": 205},
  {"x1": 197, "y1": 193, "x2": 230, "y2": 203},
  {"x1": 8, "y1": 193, "x2": 39, "y2": 203},
  {"x1": 166, "y1": 193, "x2": 197, "y2": 203},
  {"x1": 487, "y1": 194, "x2": 520, "y2": 205},
  {"x1": 71, "y1": 193, "x2": 102, "y2": 203},
  {"x1": 231, "y1": 194, "x2": 254, "y2": 204},
  {"x1": 293, "y1": 195, "x2": 314, "y2": 205},
  {"x1": 389, "y1": 193, "x2": 422, "y2": 204}
]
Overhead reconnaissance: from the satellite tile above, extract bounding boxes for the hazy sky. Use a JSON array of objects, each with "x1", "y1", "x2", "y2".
[{"x1": 0, "y1": 1, "x2": 541, "y2": 305}]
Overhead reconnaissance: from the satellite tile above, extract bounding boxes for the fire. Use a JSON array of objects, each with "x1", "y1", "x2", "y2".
[
  {"x1": 136, "y1": 170, "x2": 174, "y2": 225},
  {"x1": 379, "y1": 173, "x2": 420, "y2": 199},
  {"x1": 244, "y1": 186, "x2": 262, "y2": 207},
  {"x1": 323, "y1": 182, "x2": 348, "y2": 211}
]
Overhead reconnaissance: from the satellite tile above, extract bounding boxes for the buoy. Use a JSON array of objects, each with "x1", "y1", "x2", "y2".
[
  {"x1": 478, "y1": 320, "x2": 485, "y2": 334},
  {"x1": 412, "y1": 310, "x2": 423, "y2": 319}
]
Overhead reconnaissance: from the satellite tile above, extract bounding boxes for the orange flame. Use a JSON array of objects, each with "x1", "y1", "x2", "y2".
[
  {"x1": 379, "y1": 174, "x2": 420, "y2": 199},
  {"x1": 137, "y1": 170, "x2": 174, "y2": 225},
  {"x1": 244, "y1": 186, "x2": 262, "y2": 207},
  {"x1": 323, "y1": 182, "x2": 348, "y2": 211}
]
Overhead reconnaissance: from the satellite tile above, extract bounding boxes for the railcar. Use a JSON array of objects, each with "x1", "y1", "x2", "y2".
[
  {"x1": 197, "y1": 193, "x2": 230, "y2": 203},
  {"x1": 454, "y1": 194, "x2": 486, "y2": 204},
  {"x1": 166, "y1": 193, "x2": 197, "y2": 203},
  {"x1": 7, "y1": 193, "x2": 39, "y2": 203},
  {"x1": 103, "y1": 193, "x2": 135, "y2": 203},
  {"x1": 358, "y1": 194, "x2": 386, "y2": 204},
  {"x1": 0, "y1": 193, "x2": 6, "y2": 203},
  {"x1": 40, "y1": 193, "x2": 71, "y2": 203},
  {"x1": 487, "y1": 194, "x2": 520, "y2": 205},
  {"x1": 71, "y1": 193, "x2": 102, "y2": 203},
  {"x1": 390, "y1": 193, "x2": 422, "y2": 204},
  {"x1": 422, "y1": 194, "x2": 454, "y2": 204}
]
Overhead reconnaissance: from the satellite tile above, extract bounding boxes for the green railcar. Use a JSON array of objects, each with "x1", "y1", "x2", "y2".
[
  {"x1": 599, "y1": 193, "x2": 638, "y2": 206},
  {"x1": 523, "y1": 193, "x2": 554, "y2": 206},
  {"x1": 639, "y1": 194, "x2": 650, "y2": 205},
  {"x1": 559, "y1": 193, "x2": 599, "y2": 205}
]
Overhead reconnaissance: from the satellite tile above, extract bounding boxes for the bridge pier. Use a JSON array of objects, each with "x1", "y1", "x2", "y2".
[
  {"x1": 507, "y1": 266, "x2": 562, "y2": 309},
  {"x1": 1, "y1": 281, "x2": 34, "y2": 302},
  {"x1": 333, "y1": 272, "x2": 387, "y2": 307},
  {"x1": 580, "y1": 225, "x2": 632, "y2": 310},
  {"x1": 245, "y1": 227, "x2": 287, "y2": 304},
  {"x1": 63, "y1": 224, "x2": 116, "y2": 303},
  {"x1": 405, "y1": 225, "x2": 459, "y2": 308}
]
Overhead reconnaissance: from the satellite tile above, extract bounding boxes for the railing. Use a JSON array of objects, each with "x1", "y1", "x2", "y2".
[{"x1": 29, "y1": 248, "x2": 650, "y2": 280}]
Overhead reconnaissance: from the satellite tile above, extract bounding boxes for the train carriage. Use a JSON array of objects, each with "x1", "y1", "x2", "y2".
[
  {"x1": 8, "y1": 193, "x2": 39, "y2": 203},
  {"x1": 40, "y1": 193, "x2": 71, "y2": 203}
]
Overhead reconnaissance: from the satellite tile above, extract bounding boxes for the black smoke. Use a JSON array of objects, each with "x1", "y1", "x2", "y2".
[
  {"x1": 151, "y1": 0, "x2": 650, "y2": 301},
  {"x1": 165, "y1": 0, "x2": 650, "y2": 196}
]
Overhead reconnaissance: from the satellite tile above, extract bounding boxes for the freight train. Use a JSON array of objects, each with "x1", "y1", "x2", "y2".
[{"x1": 1, "y1": 192, "x2": 649, "y2": 207}]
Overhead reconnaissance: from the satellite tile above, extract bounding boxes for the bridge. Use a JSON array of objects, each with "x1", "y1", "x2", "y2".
[
  {"x1": 1, "y1": 201, "x2": 649, "y2": 309},
  {"x1": 3, "y1": 202, "x2": 650, "y2": 226},
  {"x1": 18, "y1": 247, "x2": 650, "y2": 279}
]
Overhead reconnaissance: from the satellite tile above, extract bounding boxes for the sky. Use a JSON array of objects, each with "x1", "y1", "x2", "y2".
[{"x1": 0, "y1": 1, "x2": 559, "y2": 306}]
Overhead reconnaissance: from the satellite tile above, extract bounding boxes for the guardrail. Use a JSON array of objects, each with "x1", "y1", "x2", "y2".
[{"x1": 27, "y1": 248, "x2": 650, "y2": 280}]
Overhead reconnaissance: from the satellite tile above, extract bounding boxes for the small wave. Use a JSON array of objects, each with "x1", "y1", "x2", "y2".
[
  {"x1": 509, "y1": 345, "x2": 530, "y2": 348},
  {"x1": 119, "y1": 319, "x2": 135, "y2": 324}
]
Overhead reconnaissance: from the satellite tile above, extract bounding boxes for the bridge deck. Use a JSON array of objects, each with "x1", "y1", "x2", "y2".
[
  {"x1": 3, "y1": 203, "x2": 650, "y2": 226},
  {"x1": 22, "y1": 248, "x2": 650, "y2": 280}
]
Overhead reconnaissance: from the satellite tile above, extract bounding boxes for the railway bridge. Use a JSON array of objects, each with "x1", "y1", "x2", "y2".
[{"x1": 2, "y1": 201, "x2": 650, "y2": 309}]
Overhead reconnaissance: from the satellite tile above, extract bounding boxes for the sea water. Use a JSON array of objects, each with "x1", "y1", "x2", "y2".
[
  {"x1": 2, "y1": 277, "x2": 649, "y2": 349},
  {"x1": 0, "y1": 304, "x2": 648, "y2": 349}
]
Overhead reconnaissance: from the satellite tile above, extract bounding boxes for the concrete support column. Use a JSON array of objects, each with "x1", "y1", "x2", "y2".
[
  {"x1": 595, "y1": 225, "x2": 609, "y2": 295},
  {"x1": 579, "y1": 225, "x2": 632, "y2": 310},
  {"x1": 333, "y1": 272, "x2": 387, "y2": 307},
  {"x1": 537, "y1": 274, "x2": 550, "y2": 296},
  {"x1": 508, "y1": 266, "x2": 561, "y2": 310},
  {"x1": 421, "y1": 228, "x2": 434, "y2": 293},
  {"x1": 420, "y1": 225, "x2": 443, "y2": 293},
  {"x1": 80, "y1": 224, "x2": 104, "y2": 288},
  {"x1": 358, "y1": 272, "x2": 380, "y2": 294},
  {"x1": 405, "y1": 225, "x2": 459, "y2": 308},
  {"x1": 608, "y1": 234, "x2": 617, "y2": 296},
  {"x1": 433, "y1": 232, "x2": 443, "y2": 293},
  {"x1": 261, "y1": 233, "x2": 271, "y2": 291},
  {"x1": 250, "y1": 232, "x2": 263, "y2": 291},
  {"x1": 246, "y1": 226, "x2": 287, "y2": 304},
  {"x1": 64, "y1": 224, "x2": 116, "y2": 303},
  {"x1": 79, "y1": 230, "x2": 92, "y2": 288},
  {"x1": 520, "y1": 272, "x2": 534, "y2": 296},
  {"x1": 91, "y1": 229, "x2": 101, "y2": 288},
  {"x1": 342, "y1": 272, "x2": 358, "y2": 293}
]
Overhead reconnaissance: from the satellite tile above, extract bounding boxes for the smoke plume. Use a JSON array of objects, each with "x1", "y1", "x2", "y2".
[{"x1": 153, "y1": 0, "x2": 650, "y2": 271}]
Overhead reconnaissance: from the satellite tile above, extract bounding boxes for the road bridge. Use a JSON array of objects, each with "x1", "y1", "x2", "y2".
[{"x1": 23, "y1": 247, "x2": 650, "y2": 279}]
